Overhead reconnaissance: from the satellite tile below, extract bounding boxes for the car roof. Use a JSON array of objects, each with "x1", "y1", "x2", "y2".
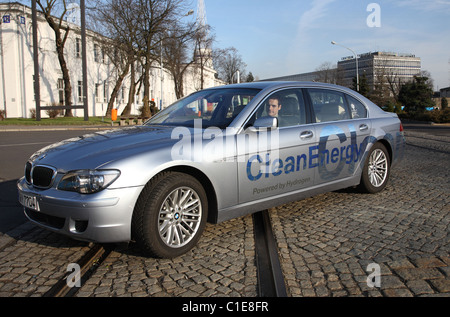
[
  {"x1": 210, "y1": 81, "x2": 381, "y2": 110},
  {"x1": 209, "y1": 81, "x2": 387, "y2": 129},
  {"x1": 211, "y1": 81, "x2": 354, "y2": 92}
]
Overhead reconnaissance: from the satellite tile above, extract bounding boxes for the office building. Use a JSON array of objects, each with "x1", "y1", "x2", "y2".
[{"x1": 337, "y1": 51, "x2": 421, "y2": 89}]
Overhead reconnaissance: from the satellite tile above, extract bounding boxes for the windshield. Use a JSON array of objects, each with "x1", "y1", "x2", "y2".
[{"x1": 145, "y1": 88, "x2": 261, "y2": 129}]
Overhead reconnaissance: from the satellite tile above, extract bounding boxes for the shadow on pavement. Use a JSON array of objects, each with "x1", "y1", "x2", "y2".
[
  {"x1": 0, "y1": 179, "x2": 92, "y2": 249},
  {"x1": 0, "y1": 179, "x2": 27, "y2": 234}
]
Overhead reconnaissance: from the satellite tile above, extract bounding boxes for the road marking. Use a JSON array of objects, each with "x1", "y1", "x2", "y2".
[{"x1": 0, "y1": 142, "x2": 52, "y2": 147}]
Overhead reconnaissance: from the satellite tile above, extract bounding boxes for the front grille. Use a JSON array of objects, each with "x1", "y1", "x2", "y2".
[
  {"x1": 25, "y1": 208, "x2": 65, "y2": 229},
  {"x1": 25, "y1": 162, "x2": 32, "y2": 184},
  {"x1": 31, "y1": 165, "x2": 57, "y2": 188}
]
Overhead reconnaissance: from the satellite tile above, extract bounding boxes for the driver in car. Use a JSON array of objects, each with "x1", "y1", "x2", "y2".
[{"x1": 267, "y1": 95, "x2": 282, "y2": 118}]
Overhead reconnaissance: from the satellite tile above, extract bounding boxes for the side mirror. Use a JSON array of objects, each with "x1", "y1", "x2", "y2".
[{"x1": 247, "y1": 116, "x2": 278, "y2": 132}]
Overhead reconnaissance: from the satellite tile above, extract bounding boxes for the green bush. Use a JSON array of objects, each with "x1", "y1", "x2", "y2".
[{"x1": 412, "y1": 109, "x2": 450, "y2": 123}]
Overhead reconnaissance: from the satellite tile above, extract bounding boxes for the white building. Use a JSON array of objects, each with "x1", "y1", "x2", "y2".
[{"x1": 0, "y1": 2, "x2": 223, "y2": 118}]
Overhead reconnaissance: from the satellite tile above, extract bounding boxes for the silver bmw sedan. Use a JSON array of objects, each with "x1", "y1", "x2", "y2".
[{"x1": 17, "y1": 82, "x2": 405, "y2": 258}]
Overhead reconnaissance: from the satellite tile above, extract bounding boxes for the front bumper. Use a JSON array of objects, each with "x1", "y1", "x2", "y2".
[{"x1": 17, "y1": 177, "x2": 144, "y2": 243}]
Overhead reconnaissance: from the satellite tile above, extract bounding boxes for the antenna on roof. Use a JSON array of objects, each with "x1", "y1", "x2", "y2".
[{"x1": 197, "y1": 0, "x2": 207, "y2": 28}]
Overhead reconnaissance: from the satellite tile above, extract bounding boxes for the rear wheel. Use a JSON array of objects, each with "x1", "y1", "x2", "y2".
[
  {"x1": 358, "y1": 143, "x2": 390, "y2": 193},
  {"x1": 132, "y1": 172, "x2": 208, "y2": 258}
]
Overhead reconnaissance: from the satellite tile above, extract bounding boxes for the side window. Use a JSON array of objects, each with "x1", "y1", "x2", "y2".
[
  {"x1": 250, "y1": 89, "x2": 307, "y2": 128},
  {"x1": 308, "y1": 89, "x2": 350, "y2": 123},
  {"x1": 346, "y1": 94, "x2": 367, "y2": 119}
]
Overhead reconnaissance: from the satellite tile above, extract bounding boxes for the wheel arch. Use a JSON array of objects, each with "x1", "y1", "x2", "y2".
[
  {"x1": 144, "y1": 165, "x2": 219, "y2": 224},
  {"x1": 377, "y1": 138, "x2": 393, "y2": 166}
]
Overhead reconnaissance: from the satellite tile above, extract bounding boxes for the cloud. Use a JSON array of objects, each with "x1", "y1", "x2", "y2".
[
  {"x1": 283, "y1": 0, "x2": 337, "y2": 73},
  {"x1": 297, "y1": 0, "x2": 337, "y2": 32}
]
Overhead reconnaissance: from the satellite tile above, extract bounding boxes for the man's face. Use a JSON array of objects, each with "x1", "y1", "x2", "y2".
[{"x1": 267, "y1": 99, "x2": 281, "y2": 117}]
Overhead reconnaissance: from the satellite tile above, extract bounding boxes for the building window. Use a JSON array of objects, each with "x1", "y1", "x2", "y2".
[
  {"x1": 118, "y1": 86, "x2": 124, "y2": 103},
  {"x1": 95, "y1": 83, "x2": 100, "y2": 102},
  {"x1": 94, "y1": 43, "x2": 99, "y2": 62},
  {"x1": 76, "y1": 38, "x2": 81, "y2": 58},
  {"x1": 103, "y1": 81, "x2": 107, "y2": 102},
  {"x1": 78, "y1": 81, "x2": 83, "y2": 103},
  {"x1": 101, "y1": 47, "x2": 105, "y2": 64},
  {"x1": 57, "y1": 78, "x2": 64, "y2": 105}
]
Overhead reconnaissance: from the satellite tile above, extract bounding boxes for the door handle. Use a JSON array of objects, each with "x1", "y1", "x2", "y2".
[
  {"x1": 300, "y1": 130, "x2": 313, "y2": 139},
  {"x1": 359, "y1": 124, "x2": 369, "y2": 131}
]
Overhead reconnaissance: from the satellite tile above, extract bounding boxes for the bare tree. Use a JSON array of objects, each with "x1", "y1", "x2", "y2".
[
  {"x1": 134, "y1": 0, "x2": 188, "y2": 117},
  {"x1": 420, "y1": 70, "x2": 434, "y2": 90},
  {"x1": 36, "y1": 0, "x2": 73, "y2": 116},
  {"x1": 213, "y1": 47, "x2": 246, "y2": 84},
  {"x1": 90, "y1": 0, "x2": 189, "y2": 117},
  {"x1": 89, "y1": 0, "x2": 139, "y2": 116},
  {"x1": 315, "y1": 62, "x2": 337, "y2": 84},
  {"x1": 370, "y1": 65, "x2": 392, "y2": 106},
  {"x1": 193, "y1": 23, "x2": 215, "y2": 90},
  {"x1": 161, "y1": 21, "x2": 198, "y2": 99}
]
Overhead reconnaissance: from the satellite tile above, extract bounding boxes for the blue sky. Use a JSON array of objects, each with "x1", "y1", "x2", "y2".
[{"x1": 200, "y1": 0, "x2": 450, "y2": 90}]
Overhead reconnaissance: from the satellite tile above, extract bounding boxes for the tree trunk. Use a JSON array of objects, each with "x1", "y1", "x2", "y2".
[
  {"x1": 105, "y1": 61, "x2": 131, "y2": 117},
  {"x1": 121, "y1": 63, "x2": 136, "y2": 116},
  {"x1": 43, "y1": 14, "x2": 73, "y2": 117},
  {"x1": 141, "y1": 58, "x2": 151, "y2": 118}
]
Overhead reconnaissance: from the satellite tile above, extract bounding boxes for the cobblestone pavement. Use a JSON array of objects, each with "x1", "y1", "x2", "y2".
[
  {"x1": 0, "y1": 214, "x2": 257, "y2": 297},
  {"x1": 76, "y1": 216, "x2": 257, "y2": 297},
  {"x1": 0, "y1": 224, "x2": 90, "y2": 296},
  {"x1": 0, "y1": 130, "x2": 448, "y2": 297},
  {"x1": 272, "y1": 130, "x2": 449, "y2": 297}
]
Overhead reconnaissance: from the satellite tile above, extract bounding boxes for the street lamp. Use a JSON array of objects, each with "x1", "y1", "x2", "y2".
[
  {"x1": 233, "y1": 70, "x2": 240, "y2": 84},
  {"x1": 331, "y1": 41, "x2": 359, "y2": 92}
]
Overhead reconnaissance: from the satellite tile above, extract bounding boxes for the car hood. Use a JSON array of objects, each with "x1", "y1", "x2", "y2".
[{"x1": 28, "y1": 125, "x2": 180, "y2": 171}]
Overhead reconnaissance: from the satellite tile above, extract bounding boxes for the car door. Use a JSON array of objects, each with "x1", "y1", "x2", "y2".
[
  {"x1": 236, "y1": 88, "x2": 317, "y2": 204},
  {"x1": 306, "y1": 88, "x2": 371, "y2": 186}
]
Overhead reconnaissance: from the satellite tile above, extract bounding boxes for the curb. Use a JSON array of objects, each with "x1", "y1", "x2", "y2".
[{"x1": 0, "y1": 125, "x2": 121, "y2": 132}]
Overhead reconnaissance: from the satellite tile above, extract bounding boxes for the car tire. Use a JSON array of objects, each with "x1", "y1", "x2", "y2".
[
  {"x1": 358, "y1": 142, "x2": 390, "y2": 194},
  {"x1": 132, "y1": 172, "x2": 208, "y2": 258}
]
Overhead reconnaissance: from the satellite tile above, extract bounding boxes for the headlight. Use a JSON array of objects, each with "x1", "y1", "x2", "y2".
[{"x1": 57, "y1": 169, "x2": 120, "y2": 194}]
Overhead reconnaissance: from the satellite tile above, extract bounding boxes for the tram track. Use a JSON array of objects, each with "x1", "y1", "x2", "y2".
[
  {"x1": 253, "y1": 210, "x2": 287, "y2": 297},
  {"x1": 43, "y1": 244, "x2": 112, "y2": 297},
  {"x1": 403, "y1": 131, "x2": 450, "y2": 154},
  {"x1": 406, "y1": 135, "x2": 449, "y2": 143},
  {"x1": 37, "y1": 209, "x2": 288, "y2": 297},
  {"x1": 406, "y1": 142, "x2": 450, "y2": 154},
  {"x1": 3, "y1": 208, "x2": 287, "y2": 297}
]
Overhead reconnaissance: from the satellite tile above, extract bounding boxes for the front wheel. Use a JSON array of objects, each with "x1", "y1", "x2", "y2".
[
  {"x1": 358, "y1": 143, "x2": 390, "y2": 193},
  {"x1": 132, "y1": 172, "x2": 208, "y2": 258}
]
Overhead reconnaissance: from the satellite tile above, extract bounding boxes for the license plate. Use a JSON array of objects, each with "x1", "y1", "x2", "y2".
[{"x1": 19, "y1": 193, "x2": 40, "y2": 212}]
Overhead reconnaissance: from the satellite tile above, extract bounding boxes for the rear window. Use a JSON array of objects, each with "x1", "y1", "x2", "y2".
[{"x1": 346, "y1": 94, "x2": 368, "y2": 119}]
